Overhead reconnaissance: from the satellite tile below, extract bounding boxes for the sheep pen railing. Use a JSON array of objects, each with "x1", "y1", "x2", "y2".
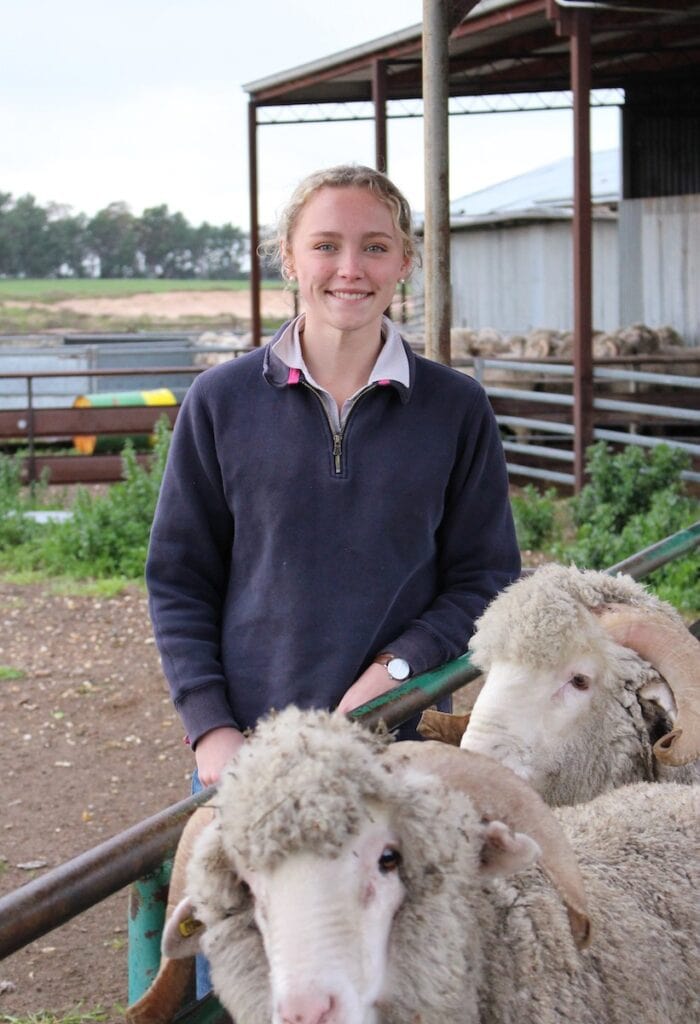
[
  {"x1": 2, "y1": 346, "x2": 699, "y2": 490},
  {"x1": 0, "y1": 523, "x2": 698, "y2": 1023}
]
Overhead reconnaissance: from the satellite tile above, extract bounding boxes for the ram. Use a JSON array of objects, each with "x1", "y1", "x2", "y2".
[
  {"x1": 420, "y1": 564, "x2": 699, "y2": 805},
  {"x1": 128, "y1": 707, "x2": 698, "y2": 1024}
]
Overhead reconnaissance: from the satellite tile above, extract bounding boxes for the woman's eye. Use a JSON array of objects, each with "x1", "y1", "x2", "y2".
[
  {"x1": 314, "y1": 242, "x2": 335, "y2": 252},
  {"x1": 570, "y1": 674, "x2": 590, "y2": 691},
  {"x1": 366, "y1": 244, "x2": 387, "y2": 253},
  {"x1": 378, "y1": 846, "x2": 401, "y2": 873}
]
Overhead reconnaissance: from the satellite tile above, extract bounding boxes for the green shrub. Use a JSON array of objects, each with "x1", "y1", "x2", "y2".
[
  {"x1": 0, "y1": 454, "x2": 51, "y2": 549},
  {"x1": 0, "y1": 417, "x2": 171, "y2": 581},
  {"x1": 511, "y1": 484, "x2": 561, "y2": 551},
  {"x1": 557, "y1": 443, "x2": 699, "y2": 612}
]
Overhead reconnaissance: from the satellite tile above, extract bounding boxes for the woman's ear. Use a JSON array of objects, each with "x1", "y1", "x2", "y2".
[{"x1": 281, "y1": 243, "x2": 295, "y2": 281}]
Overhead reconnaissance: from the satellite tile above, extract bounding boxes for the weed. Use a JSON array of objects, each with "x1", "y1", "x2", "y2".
[
  {"x1": 0, "y1": 1009, "x2": 109, "y2": 1024},
  {"x1": 511, "y1": 484, "x2": 561, "y2": 551},
  {"x1": 0, "y1": 666, "x2": 25, "y2": 681},
  {"x1": 0, "y1": 419, "x2": 170, "y2": 582},
  {"x1": 556, "y1": 443, "x2": 699, "y2": 612}
]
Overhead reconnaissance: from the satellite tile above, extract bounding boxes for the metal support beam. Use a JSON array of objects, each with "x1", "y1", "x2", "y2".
[
  {"x1": 422, "y1": 0, "x2": 452, "y2": 364},
  {"x1": 372, "y1": 59, "x2": 388, "y2": 171},
  {"x1": 570, "y1": 9, "x2": 594, "y2": 491},
  {"x1": 248, "y1": 101, "x2": 262, "y2": 346}
]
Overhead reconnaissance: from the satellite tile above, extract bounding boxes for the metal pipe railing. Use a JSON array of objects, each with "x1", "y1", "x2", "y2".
[{"x1": 0, "y1": 522, "x2": 698, "y2": 964}]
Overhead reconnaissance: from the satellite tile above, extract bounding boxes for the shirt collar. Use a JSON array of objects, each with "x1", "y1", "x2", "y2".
[{"x1": 270, "y1": 313, "x2": 410, "y2": 389}]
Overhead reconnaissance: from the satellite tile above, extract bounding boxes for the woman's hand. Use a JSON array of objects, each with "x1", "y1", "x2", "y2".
[
  {"x1": 195, "y1": 726, "x2": 245, "y2": 786},
  {"x1": 335, "y1": 662, "x2": 397, "y2": 716}
]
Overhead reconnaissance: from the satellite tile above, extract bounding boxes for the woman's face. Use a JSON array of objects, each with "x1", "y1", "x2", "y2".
[{"x1": 284, "y1": 186, "x2": 410, "y2": 339}]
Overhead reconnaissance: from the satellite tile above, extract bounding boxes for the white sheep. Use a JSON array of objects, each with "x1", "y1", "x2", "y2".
[
  {"x1": 419, "y1": 564, "x2": 699, "y2": 805},
  {"x1": 127, "y1": 707, "x2": 698, "y2": 1024}
]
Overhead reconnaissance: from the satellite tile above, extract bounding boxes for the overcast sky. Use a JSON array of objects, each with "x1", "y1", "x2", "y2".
[{"x1": 2, "y1": 0, "x2": 620, "y2": 230}]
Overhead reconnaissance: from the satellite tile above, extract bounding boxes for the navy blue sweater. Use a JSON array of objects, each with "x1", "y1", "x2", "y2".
[{"x1": 145, "y1": 331, "x2": 520, "y2": 745}]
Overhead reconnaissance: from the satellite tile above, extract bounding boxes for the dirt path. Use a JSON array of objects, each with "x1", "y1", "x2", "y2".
[
  {"x1": 51, "y1": 289, "x2": 297, "y2": 321},
  {"x1": 0, "y1": 580, "x2": 191, "y2": 1019}
]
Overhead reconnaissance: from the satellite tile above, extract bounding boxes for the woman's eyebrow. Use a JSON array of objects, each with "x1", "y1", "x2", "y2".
[{"x1": 307, "y1": 230, "x2": 395, "y2": 240}]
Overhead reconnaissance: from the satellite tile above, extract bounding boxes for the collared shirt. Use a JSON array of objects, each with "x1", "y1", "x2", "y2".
[{"x1": 271, "y1": 313, "x2": 410, "y2": 431}]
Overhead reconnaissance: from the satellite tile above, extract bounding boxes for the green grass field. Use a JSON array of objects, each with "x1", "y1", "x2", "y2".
[{"x1": 0, "y1": 277, "x2": 279, "y2": 303}]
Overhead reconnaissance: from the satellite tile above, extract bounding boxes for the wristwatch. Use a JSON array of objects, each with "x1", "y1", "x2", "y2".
[{"x1": 374, "y1": 652, "x2": 412, "y2": 682}]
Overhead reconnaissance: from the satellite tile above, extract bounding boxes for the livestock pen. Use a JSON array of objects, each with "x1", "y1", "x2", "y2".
[
  {"x1": 0, "y1": 526, "x2": 698, "y2": 1022},
  {"x1": 1, "y1": 339, "x2": 699, "y2": 491}
]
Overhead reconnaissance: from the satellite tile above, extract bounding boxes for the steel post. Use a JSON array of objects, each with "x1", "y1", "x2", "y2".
[
  {"x1": 128, "y1": 858, "x2": 173, "y2": 1002},
  {"x1": 248, "y1": 100, "x2": 261, "y2": 347},
  {"x1": 422, "y1": 0, "x2": 451, "y2": 365}
]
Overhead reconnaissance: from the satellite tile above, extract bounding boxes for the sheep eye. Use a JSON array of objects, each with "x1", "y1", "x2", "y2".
[
  {"x1": 570, "y1": 674, "x2": 590, "y2": 691},
  {"x1": 378, "y1": 846, "x2": 401, "y2": 873}
]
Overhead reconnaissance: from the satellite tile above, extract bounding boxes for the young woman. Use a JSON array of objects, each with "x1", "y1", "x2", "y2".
[{"x1": 146, "y1": 164, "x2": 521, "y2": 788}]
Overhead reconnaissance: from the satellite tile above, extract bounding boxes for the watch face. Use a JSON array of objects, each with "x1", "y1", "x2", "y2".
[{"x1": 387, "y1": 657, "x2": 411, "y2": 681}]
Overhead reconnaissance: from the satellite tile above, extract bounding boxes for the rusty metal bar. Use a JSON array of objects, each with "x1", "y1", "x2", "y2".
[
  {"x1": 0, "y1": 790, "x2": 213, "y2": 961},
  {"x1": 0, "y1": 366, "x2": 205, "y2": 381},
  {"x1": 248, "y1": 99, "x2": 262, "y2": 347},
  {"x1": 422, "y1": 0, "x2": 451, "y2": 365},
  {"x1": 605, "y1": 521, "x2": 700, "y2": 579},
  {"x1": 26, "y1": 375, "x2": 36, "y2": 488},
  {"x1": 372, "y1": 59, "x2": 388, "y2": 172},
  {"x1": 570, "y1": 8, "x2": 594, "y2": 491}
]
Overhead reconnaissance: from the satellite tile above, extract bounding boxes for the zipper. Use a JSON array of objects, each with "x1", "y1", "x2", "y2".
[
  {"x1": 332, "y1": 432, "x2": 343, "y2": 473},
  {"x1": 301, "y1": 380, "x2": 379, "y2": 475}
]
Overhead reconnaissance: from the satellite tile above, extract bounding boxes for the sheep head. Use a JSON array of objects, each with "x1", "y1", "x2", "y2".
[
  {"x1": 146, "y1": 707, "x2": 590, "y2": 1024},
  {"x1": 457, "y1": 565, "x2": 699, "y2": 805}
]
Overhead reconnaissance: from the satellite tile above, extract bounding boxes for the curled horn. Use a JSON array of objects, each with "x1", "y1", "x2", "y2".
[
  {"x1": 595, "y1": 603, "x2": 700, "y2": 766},
  {"x1": 385, "y1": 742, "x2": 591, "y2": 950},
  {"x1": 125, "y1": 802, "x2": 216, "y2": 1024}
]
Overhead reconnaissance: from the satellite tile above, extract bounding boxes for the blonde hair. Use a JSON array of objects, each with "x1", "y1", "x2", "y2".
[{"x1": 262, "y1": 164, "x2": 418, "y2": 280}]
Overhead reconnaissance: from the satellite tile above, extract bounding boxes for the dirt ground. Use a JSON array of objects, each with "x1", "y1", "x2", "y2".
[
  {"x1": 0, "y1": 579, "x2": 193, "y2": 1020},
  {"x1": 4, "y1": 288, "x2": 297, "y2": 323}
]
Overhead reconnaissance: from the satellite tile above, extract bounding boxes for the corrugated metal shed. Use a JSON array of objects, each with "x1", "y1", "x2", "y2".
[{"x1": 414, "y1": 150, "x2": 620, "y2": 334}]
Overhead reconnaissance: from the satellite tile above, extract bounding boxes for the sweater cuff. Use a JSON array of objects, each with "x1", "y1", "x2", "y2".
[
  {"x1": 175, "y1": 684, "x2": 241, "y2": 750},
  {"x1": 383, "y1": 624, "x2": 453, "y2": 678}
]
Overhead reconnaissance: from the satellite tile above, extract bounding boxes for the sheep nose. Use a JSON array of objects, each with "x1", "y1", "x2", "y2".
[{"x1": 277, "y1": 991, "x2": 336, "y2": 1024}]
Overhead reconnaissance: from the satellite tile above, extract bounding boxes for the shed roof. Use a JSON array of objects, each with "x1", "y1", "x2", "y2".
[
  {"x1": 243, "y1": 1, "x2": 700, "y2": 108},
  {"x1": 449, "y1": 147, "x2": 620, "y2": 221}
]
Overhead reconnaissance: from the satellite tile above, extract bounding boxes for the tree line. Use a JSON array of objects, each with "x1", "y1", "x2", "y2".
[{"x1": 0, "y1": 192, "x2": 251, "y2": 279}]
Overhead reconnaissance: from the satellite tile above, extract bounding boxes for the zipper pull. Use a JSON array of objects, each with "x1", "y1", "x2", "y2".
[{"x1": 332, "y1": 433, "x2": 343, "y2": 473}]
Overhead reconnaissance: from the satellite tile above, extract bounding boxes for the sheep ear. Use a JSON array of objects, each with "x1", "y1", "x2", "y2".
[
  {"x1": 417, "y1": 709, "x2": 470, "y2": 745},
  {"x1": 162, "y1": 897, "x2": 205, "y2": 958},
  {"x1": 479, "y1": 820, "x2": 542, "y2": 878}
]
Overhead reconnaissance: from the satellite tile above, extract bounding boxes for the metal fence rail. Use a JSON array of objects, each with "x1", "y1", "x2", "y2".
[
  {"x1": 466, "y1": 355, "x2": 700, "y2": 488},
  {"x1": 2, "y1": 350, "x2": 699, "y2": 487}
]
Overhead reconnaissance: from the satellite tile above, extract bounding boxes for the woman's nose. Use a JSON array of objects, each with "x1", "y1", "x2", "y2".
[{"x1": 337, "y1": 251, "x2": 363, "y2": 278}]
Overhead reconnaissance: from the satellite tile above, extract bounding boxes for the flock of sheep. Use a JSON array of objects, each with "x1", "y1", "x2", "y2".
[
  {"x1": 127, "y1": 565, "x2": 699, "y2": 1024},
  {"x1": 449, "y1": 321, "x2": 686, "y2": 362},
  {"x1": 194, "y1": 321, "x2": 690, "y2": 372}
]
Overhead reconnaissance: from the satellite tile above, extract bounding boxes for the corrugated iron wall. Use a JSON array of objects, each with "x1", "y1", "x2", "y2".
[
  {"x1": 448, "y1": 217, "x2": 619, "y2": 334},
  {"x1": 619, "y1": 194, "x2": 700, "y2": 348}
]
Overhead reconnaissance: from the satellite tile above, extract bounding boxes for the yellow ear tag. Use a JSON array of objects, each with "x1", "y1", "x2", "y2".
[{"x1": 178, "y1": 915, "x2": 203, "y2": 938}]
